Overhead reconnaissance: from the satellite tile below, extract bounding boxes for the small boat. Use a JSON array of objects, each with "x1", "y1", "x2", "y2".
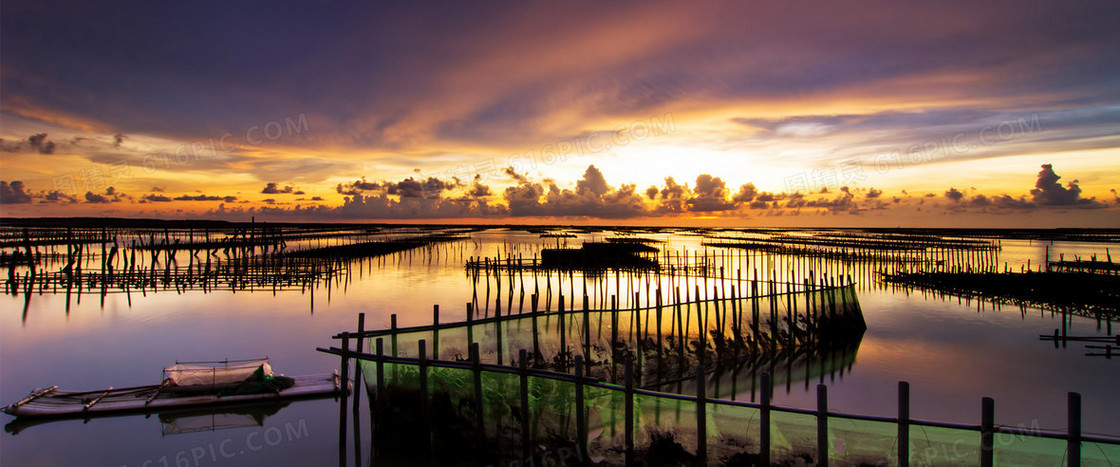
[
  {"x1": 5, "y1": 399, "x2": 298, "y2": 436},
  {"x1": 2, "y1": 358, "x2": 345, "y2": 419}
]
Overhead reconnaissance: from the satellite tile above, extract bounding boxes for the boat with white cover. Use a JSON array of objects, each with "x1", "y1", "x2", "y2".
[{"x1": 2, "y1": 358, "x2": 344, "y2": 418}]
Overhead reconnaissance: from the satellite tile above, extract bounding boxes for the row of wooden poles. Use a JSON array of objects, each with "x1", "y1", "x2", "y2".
[
  {"x1": 0, "y1": 225, "x2": 392, "y2": 248},
  {"x1": 467, "y1": 245, "x2": 867, "y2": 313},
  {"x1": 733, "y1": 232, "x2": 1000, "y2": 250},
  {"x1": 347, "y1": 274, "x2": 860, "y2": 377},
  {"x1": 322, "y1": 313, "x2": 1107, "y2": 466},
  {"x1": 4, "y1": 235, "x2": 473, "y2": 322},
  {"x1": 1048, "y1": 247, "x2": 1119, "y2": 275},
  {"x1": 3, "y1": 230, "x2": 474, "y2": 297},
  {"x1": 0, "y1": 226, "x2": 471, "y2": 272},
  {"x1": 880, "y1": 268, "x2": 1118, "y2": 317},
  {"x1": 5, "y1": 253, "x2": 342, "y2": 296},
  {"x1": 465, "y1": 243, "x2": 1007, "y2": 323}
]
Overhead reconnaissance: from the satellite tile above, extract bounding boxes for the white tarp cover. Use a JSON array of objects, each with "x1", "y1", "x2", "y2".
[{"x1": 164, "y1": 359, "x2": 272, "y2": 387}]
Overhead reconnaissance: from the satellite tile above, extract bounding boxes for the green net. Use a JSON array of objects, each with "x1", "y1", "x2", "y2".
[
  {"x1": 528, "y1": 374, "x2": 577, "y2": 443},
  {"x1": 584, "y1": 384, "x2": 624, "y2": 464},
  {"x1": 908, "y1": 424, "x2": 979, "y2": 466},
  {"x1": 1084, "y1": 440, "x2": 1120, "y2": 467},
  {"x1": 770, "y1": 409, "x2": 819, "y2": 463},
  {"x1": 478, "y1": 370, "x2": 521, "y2": 457},
  {"x1": 829, "y1": 417, "x2": 897, "y2": 465},
  {"x1": 360, "y1": 358, "x2": 1118, "y2": 466},
  {"x1": 634, "y1": 394, "x2": 701, "y2": 464},
  {"x1": 348, "y1": 283, "x2": 1120, "y2": 465},
  {"x1": 709, "y1": 402, "x2": 761, "y2": 464},
  {"x1": 992, "y1": 432, "x2": 1066, "y2": 466}
]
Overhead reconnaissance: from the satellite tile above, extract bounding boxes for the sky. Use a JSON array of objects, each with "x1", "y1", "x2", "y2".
[{"x1": 1, "y1": 1, "x2": 1119, "y2": 227}]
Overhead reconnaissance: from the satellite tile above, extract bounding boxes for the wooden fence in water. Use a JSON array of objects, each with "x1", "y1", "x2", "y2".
[
  {"x1": 320, "y1": 285, "x2": 1119, "y2": 465},
  {"x1": 322, "y1": 336, "x2": 1120, "y2": 466}
]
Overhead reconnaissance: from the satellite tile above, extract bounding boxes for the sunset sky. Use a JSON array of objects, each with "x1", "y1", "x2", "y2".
[{"x1": 2, "y1": 1, "x2": 1118, "y2": 226}]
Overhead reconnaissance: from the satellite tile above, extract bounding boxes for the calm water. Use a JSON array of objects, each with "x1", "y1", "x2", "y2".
[{"x1": 1, "y1": 228, "x2": 1117, "y2": 466}]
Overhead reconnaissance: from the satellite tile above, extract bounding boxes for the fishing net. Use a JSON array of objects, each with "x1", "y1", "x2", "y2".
[
  {"x1": 353, "y1": 283, "x2": 1113, "y2": 465},
  {"x1": 363, "y1": 286, "x2": 865, "y2": 391}
]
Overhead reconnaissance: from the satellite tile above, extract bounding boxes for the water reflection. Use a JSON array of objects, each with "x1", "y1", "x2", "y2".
[
  {"x1": 4, "y1": 400, "x2": 295, "y2": 437},
  {"x1": 1, "y1": 224, "x2": 1118, "y2": 466}
]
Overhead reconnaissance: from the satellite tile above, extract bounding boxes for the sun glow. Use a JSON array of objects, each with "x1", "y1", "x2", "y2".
[{"x1": 602, "y1": 143, "x2": 791, "y2": 192}]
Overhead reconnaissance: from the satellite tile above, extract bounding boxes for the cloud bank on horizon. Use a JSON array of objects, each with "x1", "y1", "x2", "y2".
[
  {"x1": 5, "y1": 163, "x2": 1113, "y2": 228},
  {"x1": 1, "y1": 0, "x2": 1119, "y2": 226}
]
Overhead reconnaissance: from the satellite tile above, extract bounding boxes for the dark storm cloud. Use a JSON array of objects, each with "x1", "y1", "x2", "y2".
[
  {"x1": 647, "y1": 177, "x2": 691, "y2": 214},
  {"x1": 5, "y1": 181, "x2": 108, "y2": 205},
  {"x1": 688, "y1": 174, "x2": 734, "y2": 212},
  {"x1": 27, "y1": 133, "x2": 55, "y2": 154},
  {"x1": 990, "y1": 195, "x2": 1034, "y2": 210},
  {"x1": 755, "y1": 191, "x2": 787, "y2": 203},
  {"x1": 802, "y1": 191, "x2": 858, "y2": 213},
  {"x1": 503, "y1": 167, "x2": 529, "y2": 185},
  {"x1": 213, "y1": 182, "x2": 508, "y2": 220},
  {"x1": 785, "y1": 192, "x2": 807, "y2": 208},
  {"x1": 1030, "y1": 164, "x2": 1091, "y2": 206},
  {"x1": 575, "y1": 165, "x2": 610, "y2": 196},
  {"x1": 42, "y1": 190, "x2": 79, "y2": 204},
  {"x1": 503, "y1": 165, "x2": 647, "y2": 218},
  {"x1": 336, "y1": 178, "x2": 381, "y2": 196},
  {"x1": 0, "y1": 181, "x2": 33, "y2": 204},
  {"x1": 334, "y1": 175, "x2": 465, "y2": 199},
  {"x1": 184, "y1": 160, "x2": 1118, "y2": 220},
  {"x1": 939, "y1": 164, "x2": 1102, "y2": 213},
  {"x1": 732, "y1": 183, "x2": 758, "y2": 204},
  {"x1": 261, "y1": 182, "x2": 295, "y2": 194},
  {"x1": 174, "y1": 194, "x2": 238, "y2": 202},
  {"x1": 142, "y1": 194, "x2": 173, "y2": 202},
  {"x1": 83, "y1": 187, "x2": 127, "y2": 203},
  {"x1": 499, "y1": 166, "x2": 865, "y2": 219},
  {"x1": 468, "y1": 174, "x2": 492, "y2": 198},
  {"x1": 385, "y1": 176, "x2": 462, "y2": 199}
]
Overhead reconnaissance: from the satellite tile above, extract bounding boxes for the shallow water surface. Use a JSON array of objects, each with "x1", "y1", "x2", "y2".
[{"x1": 1, "y1": 228, "x2": 1117, "y2": 465}]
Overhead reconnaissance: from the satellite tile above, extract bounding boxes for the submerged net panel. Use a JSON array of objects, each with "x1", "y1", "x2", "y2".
[
  {"x1": 164, "y1": 359, "x2": 271, "y2": 387},
  {"x1": 770, "y1": 409, "x2": 819, "y2": 463},
  {"x1": 583, "y1": 383, "x2": 621, "y2": 464},
  {"x1": 708, "y1": 403, "x2": 759, "y2": 463},
  {"x1": 479, "y1": 369, "x2": 522, "y2": 458},
  {"x1": 907, "y1": 424, "x2": 979, "y2": 466},
  {"x1": 992, "y1": 433, "x2": 1066, "y2": 466},
  {"x1": 828, "y1": 417, "x2": 897, "y2": 465},
  {"x1": 633, "y1": 393, "x2": 700, "y2": 464},
  {"x1": 358, "y1": 360, "x2": 378, "y2": 390},
  {"x1": 361, "y1": 358, "x2": 1118, "y2": 466},
  {"x1": 1083, "y1": 440, "x2": 1120, "y2": 467},
  {"x1": 425, "y1": 364, "x2": 479, "y2": 453},
  {"x1": 529, "y1": 373, "x2": 579, "y2": 456}
]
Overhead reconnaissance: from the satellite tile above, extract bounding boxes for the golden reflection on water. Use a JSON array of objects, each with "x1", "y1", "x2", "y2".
[{"x1": 1, "y1": 228, "x2": 1117, "y2": 465}]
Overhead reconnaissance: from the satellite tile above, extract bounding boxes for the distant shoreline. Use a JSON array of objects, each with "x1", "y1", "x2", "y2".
[{"x1": 2, "y1": 216, "x2": 1118, "y2": 235}]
